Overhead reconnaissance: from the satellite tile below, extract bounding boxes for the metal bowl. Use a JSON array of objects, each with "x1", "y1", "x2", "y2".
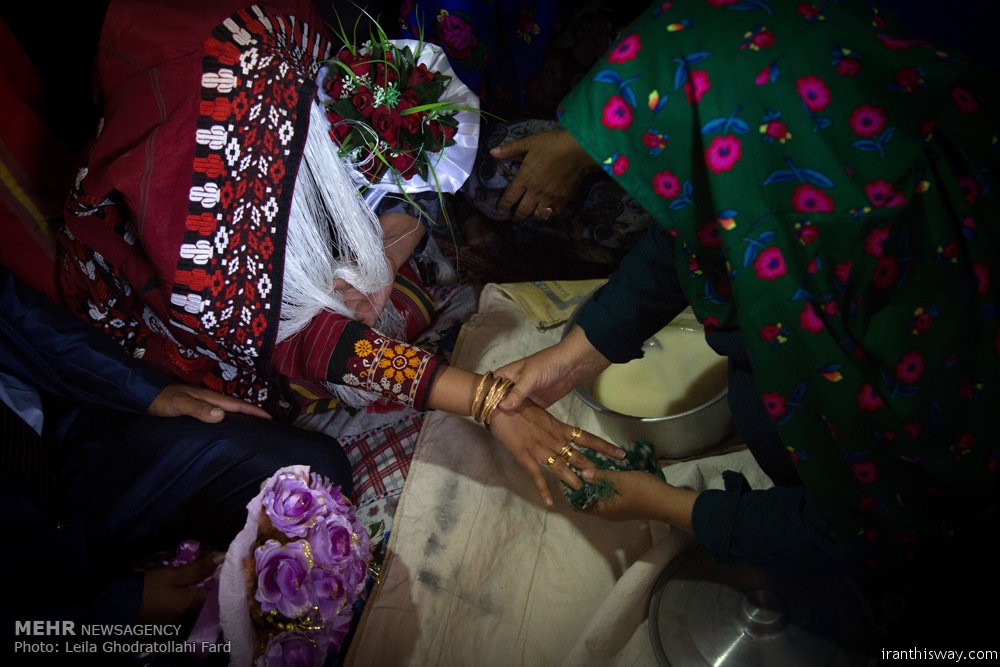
[{"x1": 564, "y1": 299, "x2": 732, "y2": 459}]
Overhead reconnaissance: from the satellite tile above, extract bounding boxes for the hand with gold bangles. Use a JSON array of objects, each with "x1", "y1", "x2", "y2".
[{"x1": 426, "y1": 366, "x2": 625, "y2": 506}]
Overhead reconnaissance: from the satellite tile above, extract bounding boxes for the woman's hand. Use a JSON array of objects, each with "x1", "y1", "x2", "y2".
[
  {"x1": 490, "y1": 127, "x2": 599, "y2": 221},
  {"x1": 496, "y1": 324, "x2": 611, "y2": 411},
  {"x1": 579, "y1": 468, "x2": 698, "y2": 532},
  {"x1": 334, "y1": 212, "x2": 424, "y2": 327},
  {"x1": 425, "y1": 365, "x2": 624, "y2": 507},
  {"x1": 489, "y1": 404, "x2": 625, "y2": 507},
  {"x1": 148, "y1": 385, "x2": 272, "y2": 422}
]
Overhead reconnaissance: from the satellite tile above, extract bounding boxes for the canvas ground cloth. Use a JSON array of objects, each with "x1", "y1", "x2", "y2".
[{"x1": 344, "y1": 282, "x2": 772, "y2": 667}]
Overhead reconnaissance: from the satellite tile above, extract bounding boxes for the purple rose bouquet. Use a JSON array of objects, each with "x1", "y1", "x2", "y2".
[{"x1": 217, "y1": 465, "x2": 372, "y2": 667}]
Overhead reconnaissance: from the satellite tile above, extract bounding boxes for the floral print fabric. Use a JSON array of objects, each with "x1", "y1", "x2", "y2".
[{"x1": 559, "y1": 0, "x2": 1000, "y2": 567}]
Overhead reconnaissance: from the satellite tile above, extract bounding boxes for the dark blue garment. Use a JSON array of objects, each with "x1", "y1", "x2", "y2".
[{"x1": 0, "y1": 266, "x2": 353, "y2": 654}]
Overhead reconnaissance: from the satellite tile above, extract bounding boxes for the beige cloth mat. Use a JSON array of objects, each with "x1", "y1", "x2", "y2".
[{"x1": 345, "y1": 282, "x2": 771, "y2": 666}]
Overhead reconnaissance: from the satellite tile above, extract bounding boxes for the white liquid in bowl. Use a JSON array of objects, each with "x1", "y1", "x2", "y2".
[{"x1": 590, "y1": 324, "x2": 727, "y2": 418}]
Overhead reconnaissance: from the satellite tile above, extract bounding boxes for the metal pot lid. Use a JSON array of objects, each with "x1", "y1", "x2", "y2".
[{"x1": 648, "y1": 545, "x2": 875, "y2": 667}]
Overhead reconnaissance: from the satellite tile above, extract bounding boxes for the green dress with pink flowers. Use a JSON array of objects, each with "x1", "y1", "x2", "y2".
[{"x1": 561, "y1": 0, "x2": 1000, "y2": 571}]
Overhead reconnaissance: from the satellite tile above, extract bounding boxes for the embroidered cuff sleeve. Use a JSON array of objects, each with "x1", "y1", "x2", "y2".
[{"x1": 271, "y1": 310, "x2": 444, "y2": 411}]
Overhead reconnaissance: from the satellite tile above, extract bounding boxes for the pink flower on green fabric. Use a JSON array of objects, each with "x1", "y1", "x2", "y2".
[
  {"x1": 895, "y1": 351, "x2": 925, "y2": 384},
  {"x1": 870, "y1": 255, "x2": 900, "y2": 289},
  {"x1": 973, "y1": 262, "x2": 990, "y2": 295},
  {"x1": 959, "y1": 378, "x2": 982, "y2": 400},
  {"x1": 601, "y1": 95, "x2": 634, "y2": 130},
  {"x1": 755, "y1": 62, "x2": 780, "y2": 85},
  {"x1": 790, "y1": 184, "x2": 834, "y2": 213},
  {"x1": 856, "y1": 384, "x2": 885, "y2": 411},
  {"x1": 696, "y1": 220, "x2": 722, "y2": 248},
  {"x1": 608, "y1": 34, "x2": 641, "y2": 63},
  {"x1": 795, "y1": 74, "x2": 831, "y2": 112},
  {"x1": 849, "y1": 104, "x2": 887, "y2": 138},
  {"x1": 797, "y1": 3, "x2": 823, "y2": 20},
  {"x1": 652, "y1": 170, "x2": 681, "y2": 199},
  {"x1": 610, "y1": 154, "x2": 629, "y2": 176},
  {"x1": 795, "y1": 222, "x2": 819, "y2": 244},
  {"x1": 761, "y1": 392, "x2": 788, "y2": 419},
  {"x1": 642, "y1": 130, "x2": 669, "y2": 152},
  {"x1": 958, "y1": 175, "x2": 979, "y2": 205},
  {"x1": 705, "y1": 135, "x2": 742, "y2": 173},
  {"x1": 895, "y1": 67, "x2": 925, "y2": 92},
  {"x1": 750, "y1": 28, "x2": 775, "y2": 50},
  {"x1": 952, "y1": 86, "x2": 980, "y2": 114},
  {"x1": 685, "y1": 70, "x2": 711, "y2": 104},
  {"x1": 864, "y1": 226, "x2": 890, "y2": 256},
  {"x1": 865, "y1": 180, "x2": 906, "y2": 208},
  {"x1": 953, "y1": 433, "x2": 976, "y2": 455},
  {"x1": 834, "y1": 260, "x2": 852, "y2": 285},
  {"x1": 836, "y1": 57, "x2": 861, "y2": 77},
  {"x1": 800, "y1": 302, "x2": 825, "y2": 333},
  {"x1": 937, "y1": 241, "x2": 959, "y2": 263},
  {"x1": 851, "y1": 461, "x2": 878, "y2": 484},
  {"x1": 760, "y1": 119, "x2": 791, "y2": 143},
  {"x1": 753, "y1": 246, "x2": 786, "y2": 280},
  {"x1": 759, "y1": 323, "x2": 788, "y2": 345},
  {"x1": 911, "y1": 308, "x2": 934, "y2": 335}
]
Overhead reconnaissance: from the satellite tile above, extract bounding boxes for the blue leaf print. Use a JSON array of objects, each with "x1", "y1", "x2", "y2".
[
  {"x1": 763, "y1": 171, "x2": 796, "y2": 185},
  {"x1": 800, "y1": 168, "x2": 834, "y2": 187},
  {"x1": 593, "y1": 70, "x2": 623, "y2": 86},
  {"x1": 684, "y1": 52, "x2": 712, "y2": 65},
  {"x1": 620, "y1": 86, "x2": 638, "y2": 109},
  {"x1": 673, "y1": 64, "x2": 689, "y2": 92},
  {"x1": 790, "y1": 381, "x2": 806, "y2": 401},
  {"x1": 730, "y1": 118, "x2": 751, "y2": 135},
  {"x1": 702, "y1": 118, "x2": 728, "y2": 135},
  {"x1": 852, "y1": 139, "x2": 881, "y2": 152}
]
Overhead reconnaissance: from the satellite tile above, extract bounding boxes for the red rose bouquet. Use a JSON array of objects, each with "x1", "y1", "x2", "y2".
[{"x1": 318, "y1": 20, "x2": 480, "y2": 194}]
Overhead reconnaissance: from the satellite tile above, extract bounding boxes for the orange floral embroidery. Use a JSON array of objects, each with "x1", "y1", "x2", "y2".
[
  {"x1": 379, "y1": 344, "x2": 422, "y2": 385},
  {"x1": 354, "y1": 339, "x2": 375, "y2": 357}
]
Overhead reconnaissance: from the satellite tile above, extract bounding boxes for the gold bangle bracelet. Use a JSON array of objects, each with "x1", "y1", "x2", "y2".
[
  {"x1": 481, "y1": 378, "x2": 514, "y2": 428},
  {"x1": 470, "y1": 371, "x2": 493, "y2": 419},
  {"x1": 476, "y1": 376, "x2": 504, "y2": 423}
]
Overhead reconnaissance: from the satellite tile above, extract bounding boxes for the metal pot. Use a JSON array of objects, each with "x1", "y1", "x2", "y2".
[
  {"x1": 648, "y1": 545, "x2": 876, "y2": 666},
  {"x1": 564, "y1": 300, "x2": 732, "y2": 459}
]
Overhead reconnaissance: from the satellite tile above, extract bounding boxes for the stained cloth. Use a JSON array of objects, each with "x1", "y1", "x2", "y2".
[
  {"x1": 343, "y1": 281, "x2": 772, "y2": 667},
  {"x1": 560, "y1": 0, "x2": 1000, "y2": 571},
  {"x1": 55, "y1": 0, "x2": 444, "y2": 418}
]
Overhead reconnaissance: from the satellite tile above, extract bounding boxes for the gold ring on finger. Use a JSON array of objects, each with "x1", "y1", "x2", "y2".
[
  {"x1": 569, "y1": 426, "x2": 582, "y2": 442},
  {"x1": 559, "y1": 443, "x2": 575, "y2": 460},
  {"x1": 546, "y1": 455, "x2": 558, "y2": 466},
  {"x1": 535, "y1": 206, "x2": 553, "y2": 221}
]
